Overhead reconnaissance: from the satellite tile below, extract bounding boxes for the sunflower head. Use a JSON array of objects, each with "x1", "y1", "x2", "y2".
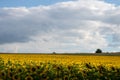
[
  {"x1": 64, "y1": 75, "x2": 69, "y2": 80},
  {"x1": 36, "y1": 65, "x2": 40, "y2": 69},
  {"x1": 0, "y1": 70, "x2": 6, "y2": 79},
  {"x1": 85, "y1": 63, "x2": 92, "y2": 69},
  {"x1": 30, "y1": 66, "x2": 37, "y2": 72},
  {"x1": 12, "y1": 74, "x2": 20, "y2": 80},
  {"x1": 111, "y1": 66, "x2": 115, "y2": 71},
  {"x1": 116, "y1": 68, "x2": 120, "y2": 73},
  {"x1": 17, "y1": 68, "x2": 23, "y2": 73},
  {"x1": 25, "y1": 75, "x2": 33, "y2": 80},
  {"x1": 97, "y1": 65, "x2": 105, "y2": 71},
  {"x1": 56, "y1": 66, "x2": 61, "y2": 70},
  {"x1": 40, "y1": 73, "x2": 48, "y2": 79},
  {"x1": 7, "y1": 70, "x2": 13, "y2": 78}
]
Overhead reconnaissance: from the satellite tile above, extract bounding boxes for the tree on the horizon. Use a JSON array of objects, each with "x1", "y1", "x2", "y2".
[
  {"x1": 53, "y1": 52, "x2": 56, "y2": 54},
  {"x1": 95, "y1": 49, "x2": 102, "y2": 53}
]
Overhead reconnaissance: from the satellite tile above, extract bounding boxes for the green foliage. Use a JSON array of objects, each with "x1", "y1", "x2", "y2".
[
  {"x1": 95, "y1": 49, "x2": 102, "y2": 53},
  {"x1": 52, "y1": 52, "x2": 56, "y2": 54},
  {"x1": 0, "y1": 58, "x2": 120, "y2": 80}
]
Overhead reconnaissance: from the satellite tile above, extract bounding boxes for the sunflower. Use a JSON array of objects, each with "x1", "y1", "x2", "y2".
[
  {"x1": 85, "y1": 63, "x2": 92, "y2": 69},
  {"x1": 53, "y1": 64, "x2": 57, "y2": 69},
  {"x1": 110, "y1": 66, "x2": 115, "y2": 71},
  {"x1": 30, "y1": 66, "x2": 37, "y2": 73},
  {"x1": 67, "y1": 65, "x2": 73, "y2": 70},
  {"x1": 8, "y1": 67, "x2": 14, "y2": 72},
  {"x1": 25, "y1": 75, "x2": 33, "y2": 80},
  {"x1": 0, "y1": 70, "x2": 6, "y2": 79},
  {"x1": 7, "y1": 70, "x2": 13, "y2": 78},
  {"x1": 17, "y1": 68, "x2": 23, "y2": 73},
  {"x1": 12, "y1": 74, "x2": 20, "y2": 80},
  {"x1": 39, "y1": 62, "x2": 43, "y2": 66},
  {"x1": 56, "y1": 66, "x2": 61, "y2": 71},
  {"x1": 40, "y1": 73, "x2": 48, "y2": 79},
  {"x1": 63, "y1": 75, "x2": 69, "y2": 80},
  {"x1": 36, "y1": 65, "x2": 41, "y2": 70}
]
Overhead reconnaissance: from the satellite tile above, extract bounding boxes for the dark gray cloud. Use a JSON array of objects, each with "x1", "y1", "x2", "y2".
[{"x1": 0, "y1": 7, "x2": 56, "y2": 44}]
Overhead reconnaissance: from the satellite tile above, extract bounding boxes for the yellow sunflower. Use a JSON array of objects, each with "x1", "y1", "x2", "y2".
[
  {"x1": 0, "y1": 70, "x2": 6, "y2": 79},
  {"x1": 40, "y1": 73, "x2": 48, "y2": 79},
  {"x1": 16, "y1": 68, "x2": 23, "y2": 73},
  {"x1": 25, "y1": 75, "x2": 33, "y2": 80},
  {"x1": 63, "y1": 75, "x2": 69, "y2": 80},
  {"x1": 30, "y1": 66, "x2": 37, "y2": 73},
  {"x1": 12, "y1": 74, "x2": 20, "y2": 80},
  {"x1": 7, "y1": 70, "x2": 13, "y2": 78}
]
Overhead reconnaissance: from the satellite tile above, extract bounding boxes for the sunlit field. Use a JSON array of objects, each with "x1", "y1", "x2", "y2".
[
  {"x1": 0, "y1": 53, "x2": 120, "y2": 67},
  {"x1": 0, "y1": 53, "x2": 120, "y2": 80}
]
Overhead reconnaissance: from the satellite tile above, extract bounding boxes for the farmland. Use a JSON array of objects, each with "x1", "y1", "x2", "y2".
[{"x1": 0, "y1": 53, "x2": 120, "y2": 80}]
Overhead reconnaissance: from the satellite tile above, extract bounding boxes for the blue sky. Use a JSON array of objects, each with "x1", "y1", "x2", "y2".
[
  {"x1": 0, "y1": 0, "x2": 120, "y2": 7},
  {"x1": 0, "y1": 0, "x2": 72, "y2": 7},
  {"x1": 105, "y1": 0, "x2": 120, "y2": 5},
  {"x1": 0, "y1": 0, "x2": 120, "y2": 53}
]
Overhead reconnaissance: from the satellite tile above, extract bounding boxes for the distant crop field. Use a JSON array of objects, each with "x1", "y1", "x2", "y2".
[
  {"x1": 0, "y1": 54, "x2": 120, "y2": 67},
  {"x1": 0, "y1": 53, "x2": 120, "y2": 80}
]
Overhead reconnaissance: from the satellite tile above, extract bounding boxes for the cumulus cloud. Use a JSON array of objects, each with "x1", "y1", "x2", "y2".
[{"x1": 0, "y1": 0, "x2": 120, "y2": 53}]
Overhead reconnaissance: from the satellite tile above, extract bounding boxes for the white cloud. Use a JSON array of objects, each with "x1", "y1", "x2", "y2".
[{"x1": 0, "y1": 0, "x2": 120, "y2": 53}]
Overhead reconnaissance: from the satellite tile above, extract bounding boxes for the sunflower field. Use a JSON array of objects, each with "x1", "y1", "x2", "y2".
[{"x1": 0, "y1": 54, "x2": 120, "y2": 80}]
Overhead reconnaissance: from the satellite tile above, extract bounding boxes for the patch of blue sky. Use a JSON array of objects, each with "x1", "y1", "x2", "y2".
[
  {"x1": 105, "y1": 0, "x2": 120, "y2": 6},
  {"x1": 0, "y1": 0, "x2": 72, "y2": 7}
]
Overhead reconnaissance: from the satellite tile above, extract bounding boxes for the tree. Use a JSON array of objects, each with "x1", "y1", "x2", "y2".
[
  {"x1": 95, "y1": 49, "x2": 102, "y2": 53},
  {"x1": 52, "y1": 52, "x2": 56, "y2": 54}
]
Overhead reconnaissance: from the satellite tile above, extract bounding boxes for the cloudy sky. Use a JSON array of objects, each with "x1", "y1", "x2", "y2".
[{"x1": 0, "y1": 0, "x2": 120, "y2": 53}]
